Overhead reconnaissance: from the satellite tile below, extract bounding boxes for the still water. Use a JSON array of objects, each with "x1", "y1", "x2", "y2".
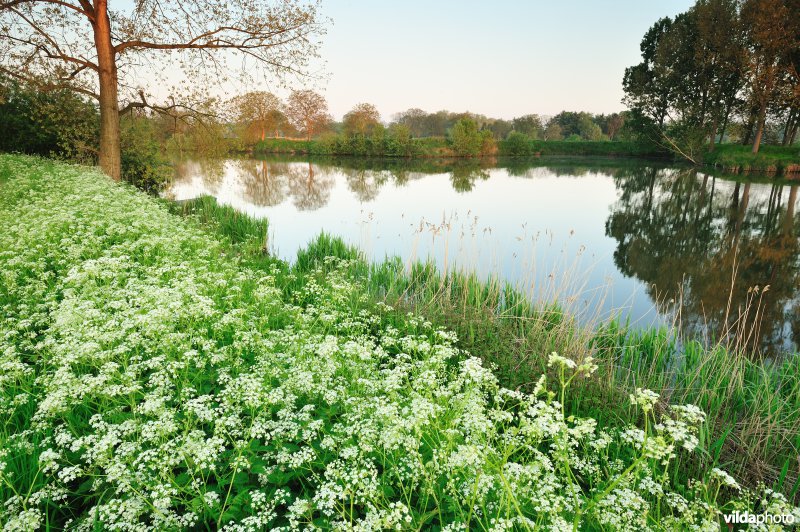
[{"x1": 165, "y1": 156, "x2": 800, "y2": 355}]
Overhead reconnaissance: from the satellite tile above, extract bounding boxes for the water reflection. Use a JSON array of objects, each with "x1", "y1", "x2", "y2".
[
  {"x1": 607, "y1": 169, "x2": 799, "y2": 353},
  {"x1": 166, "y1": 156, "x2": 800, "y2": 354}
]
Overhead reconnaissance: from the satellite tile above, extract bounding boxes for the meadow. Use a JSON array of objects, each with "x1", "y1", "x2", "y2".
[{"x1": 1, "y1": 154, "x2": 799, "y2": 530}]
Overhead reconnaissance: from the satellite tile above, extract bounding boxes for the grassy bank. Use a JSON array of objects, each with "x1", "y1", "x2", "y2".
[
  {"x1": 254, "y1": 137, "x2": 668, "y2": 159},
  {"x1": 498, "y1": 138, "x2": 668, "y2": 158},
  {"x1": 704, "y1": 144, "x2": 800, "y2": 176},
  {"x1": 2, "y1": 155, "x2": 799, "y2": 529},
  {"x1": 181, "y1": 193, "x2": 800, "y2": 501},
  {"x1": 253, "y1": 137, "x2": 800, "y2": 178},
  {"x1": 254, "y1": 136, "x2": 452, "y2": 157}
]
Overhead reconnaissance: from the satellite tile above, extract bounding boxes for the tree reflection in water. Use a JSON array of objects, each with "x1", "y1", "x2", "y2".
[
  {"x1": 286, "y1": 162, "x2": 335, "y2": 211},
  {"x1": 606, "y1": 167, "x2": 799, "y2": 355},
  {"x1": 168, "y1": 157, "x2": 799, "y2": 355},
  {"x1": 239, "y1": 159, "x2": 289, "y2": 206}
]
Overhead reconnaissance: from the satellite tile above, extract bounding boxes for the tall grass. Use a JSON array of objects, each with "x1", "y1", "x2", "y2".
[
  {"x1": 267, "y1": 228, "x2": 800, "y2": 501},
  {"x1": 166, "y1": 180, "x2": 800, "y2": 500},
  {"x1": 3, "y1": 155, "x2": 799, "y2": 529},
  {"x1": 704, "y1": 144, "x2": 800, "y2": 175}
]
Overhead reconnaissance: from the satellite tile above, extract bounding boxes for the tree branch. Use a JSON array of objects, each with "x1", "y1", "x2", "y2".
[
  {"x1": 0, "y1": 0, "x2": 90, "y2": 18},
  {"x1": 0, "y1": 65, "x2": 99, "y2": 100},
  {"x1": 120, "y1": 89, "x2": 216, "y2": 124},
  {"x1": 5, "y1": 7, "x2": 98, "y2": 70}
]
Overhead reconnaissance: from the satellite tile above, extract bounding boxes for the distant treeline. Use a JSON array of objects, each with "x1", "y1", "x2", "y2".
[{"x1": 254, "y1": 136, "x2": 665, "y2": 159}]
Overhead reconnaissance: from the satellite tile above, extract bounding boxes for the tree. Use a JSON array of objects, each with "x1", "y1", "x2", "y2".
[
  {"x1": 448, "y1": 118, "x2": 494, "y2": 156},
  {"x1": 578, "y1": 115, "x2": 603, "y2": 140},
  {"x1": 393, "y1": 107, "x2": 428, "y2": 136},
  {"x1": 622, "y1": 17, "x2": 677, "y2": 129},
  {"x1": 741, "y1": 0, "x2": 794, "y2": 153},
  {"x1": 0, "y1": 1, "x2": 324, "y2": 180},
  {"x1": 550, "y1": 111, "x2": 604, "y2": 139},
  {"x1": 285, "y1": 89, "x2": 331, "y2": 141},
  {"x1": 605, "y1": 113, "x2": 626, "y2": 140},
  {"x1": 692, "y1": 0, "x2": 746, "y2": 148},
  {"x1": 342, "y1": 102, "x2": 381, "y2": 135},
  {"x1": 543, "y1": 122, "x2": 563, "y2": 141},
  {"x1": 511, "y1": 114, "x2": 544, "y2": 138},
  {"x1": 0, "y1": 77, "x2": 98, "y2": 159},
  {"x1": 230, "y1": 91, "x2": 285, "y2": 143}
]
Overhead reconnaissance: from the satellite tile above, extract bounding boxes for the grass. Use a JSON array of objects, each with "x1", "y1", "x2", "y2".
[
  {"x1": 2, "y1": 154, "x2": 799, "y2": 529},
  {"x1": 172, "y1": 194, "x2": 800, "y2": 502},
  {"x1": 499, "y1": 139, "x2": 669, "y2": 158},
  {"x1": 254, "y1": 136, "x2": 452, "y2": 157},
  {"x1": 703, "y1": 144, "x2": 800, "y2": 176},
  {"x1": 254, "y1": 137, "x2": 669, "y2": 159},
  {"x1": 290, "y1": 238, "x2": 800, "y2": 501},
  {"x1": 253, "y1": 137, "x2": 800, "y2": 179}
]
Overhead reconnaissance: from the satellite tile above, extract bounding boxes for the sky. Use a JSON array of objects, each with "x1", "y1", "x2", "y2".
[{"x1": 311, "y1": 0, "x2": 695, "y2": 121}]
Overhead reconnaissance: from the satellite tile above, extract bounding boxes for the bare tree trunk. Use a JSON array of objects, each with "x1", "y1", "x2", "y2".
[
  {"x1": 92, "y1": 0, "x2": 121, "y2": 180},
  {"x1": 782, "y1": 110, "x2": 795, "y2": 146},
  {"x1": 784, "y1": 185, "x2": 797, "y2": 235},
  {"x1": 717, "y1": 96, "x2": 734, "y2": 145},
  {"x1": 752, "y1": 104, "x2": 767, "y2": 154},
  {"x1": 708, "y1": 115, "x2": 718, "y2": 151},
  {"x1": 791, "y1": 123, "x2": 798, "y2": 145},
  {"x1": 742, "y1": 109, "x2": 756, "y2": 145}
]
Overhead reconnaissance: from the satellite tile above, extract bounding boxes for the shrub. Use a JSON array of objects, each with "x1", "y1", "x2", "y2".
[{"x1": 120, "y1": 116, "x2": 171, "y2": 193}]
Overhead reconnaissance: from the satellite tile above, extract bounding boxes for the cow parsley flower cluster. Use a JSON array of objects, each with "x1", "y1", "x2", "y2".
[{"x1": 0, "y1": 155, "x2": 797, "y2": 530}]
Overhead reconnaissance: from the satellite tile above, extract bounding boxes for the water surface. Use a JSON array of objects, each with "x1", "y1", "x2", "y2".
[{"x1": 165, "y1": 156, "x2": 800, "y2": 355}]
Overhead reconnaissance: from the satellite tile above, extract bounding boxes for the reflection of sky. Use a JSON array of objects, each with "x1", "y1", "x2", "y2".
[{"x1": 167, "y1": 159, "x2": 665, "y2": 328}]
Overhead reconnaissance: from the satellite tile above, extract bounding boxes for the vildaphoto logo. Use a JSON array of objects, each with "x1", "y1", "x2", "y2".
[{"x1": 723, "y1": 511, "x2": 795, "y2": 527}]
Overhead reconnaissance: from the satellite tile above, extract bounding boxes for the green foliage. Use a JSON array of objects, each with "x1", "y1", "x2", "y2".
[
  {"x1": 120, "y1": 115, "x2": 171, "y2": 193},
  {"x1": 496, "y1": 137, "x2": 668, "y2": 157},
  {"x1": 0, "y1": 78, "x2": 98, "y2": 162},
  {"x1": 511, "y1": 114, "x2": 544, "y2": 138},
  {"x1": 703, "y1": 144, "x2": 800, "y2": 174},
  {"x1": 448, "y1": 118, "x2": 495, "y2": 157},
  {"x1": 3, "y1": 156, "x2": 799, "y2": 529},
  {"x1": 503, "y1": 131, "x2": 534, "y2": 156},
  {"x1": 384, "y1": 123, "x2": 416, "y2": 157}
]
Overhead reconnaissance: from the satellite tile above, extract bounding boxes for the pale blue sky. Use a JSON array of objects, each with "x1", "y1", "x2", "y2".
[{"x1": 316, "y1": 0, "x2": 694, "y2": 120}]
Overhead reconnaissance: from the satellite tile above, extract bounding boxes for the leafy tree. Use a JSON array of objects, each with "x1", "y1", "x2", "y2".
[
  {"x1": 741, "y1": 0, "x2": 795, "y2": 153},
  {"x1": 512, "y1": 114, "x2": 544, "y2": 138},
  {"x1": 449, "y1": 118, "x2": 487, "y2": 157},
  {"x1": 119, "y1": 113, "x2": 170, "y2": 193},
  {"x1": 343, "y1": 102, "x2": 381, "y2": 136},
  {"x1": 385, "y1": 123, "x2": 417, "y2": 157},
  {"x1": 0, "y1": 78, "x2": 97, "y2": 160},
  {"x1": 605, "y1": 113, "x2": 626, "y2": 140},
  {"x1": 485, "y1": 119, "x2": 513, "y2": 140},
  {"x1": 543, "y1": 122, "x2": 563, "y2": 141},
  {"x1": 0, "y1": 0, "x2": 324, "y2": 180},
  {"x1": 285, "y1": 90, "x2": 332, "y2": 141},
  {"x1": 622, "y1": 17, "x2": 676, "y2": 129},
  {"x1": 550, "y1": 111, "x2": 605, "y2": 140},
  {"x1": 230, "y1": 91, "x2": 285, "y2": 143},
  {"x1": 693, "y1": 0, "x2": 747, "y2": 148},
  {"x1": 578, "y1": 115, "x2": 603, "y2": 140},
  {"x1": 503, "y1": 131, "x2": 532, "y2": 155},
  {"x1": 393, "y1": 108, "x2": 428, "y2": 137}
]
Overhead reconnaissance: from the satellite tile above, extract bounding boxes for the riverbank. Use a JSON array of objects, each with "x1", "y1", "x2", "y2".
[
  {"x1": 182, "y1": 198, "x2": 800, "y2": 502},
  {"x1": 253, "y1": 137, "x2": 800, "y2": 177},
  {"x1": 2, "y1": 155, "x2": 798, "y2": 529},
  {"x1": 253, "y1": 137, "x2": 668, "y2": 159},
  {"x1": 704, "y1": 144, "x2": 800, "y2": 176}
]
